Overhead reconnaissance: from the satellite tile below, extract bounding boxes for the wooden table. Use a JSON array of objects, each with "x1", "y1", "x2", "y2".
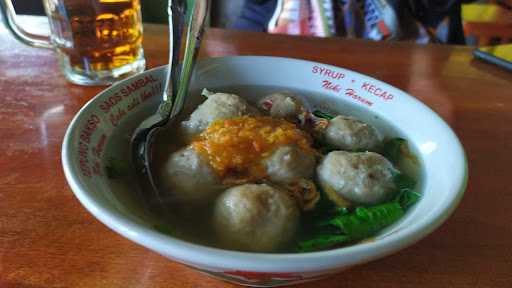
[{"x1": 1, "y1": 17, "x2": 512, "y2": 288}]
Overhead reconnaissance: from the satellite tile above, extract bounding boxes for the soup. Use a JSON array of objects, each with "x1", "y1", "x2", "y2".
[{"x1": 108, "y1": 87, "x2": 422, "y2": 253}]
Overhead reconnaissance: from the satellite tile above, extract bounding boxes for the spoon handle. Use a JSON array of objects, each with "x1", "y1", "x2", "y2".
[
  {"x1": 170, "y1": 0, "x2": 210, "y2": 118},
  {"x1": 159, "y1": 0, "x2": 186, "y2": 119}
]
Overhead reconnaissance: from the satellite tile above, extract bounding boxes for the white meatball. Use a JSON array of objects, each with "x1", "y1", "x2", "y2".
[
  {"x1": 263, "y1": 145, "x2": 316, "y2": 184},
  {"x1": 259, "y1": 92, "x2": 305, "y2": 120},
  {"x1": 213, "y1": 184, "x2": 299, "y2": 252},
  {"x1": 324, "y1": 115, "x2": 380, "y2": 151},
  {"x1": 160, "y1": 146, "x2": 222, "y2": 204},
  {"x1": 317, "y1": 151, "x2": 396, "y2": 205},
  {"x1": 181, "y1": 93, "x2": 256, "y2": 138}
]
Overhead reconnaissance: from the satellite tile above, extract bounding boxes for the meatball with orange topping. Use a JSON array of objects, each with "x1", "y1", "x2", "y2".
[{"x1": 192, "y1": 116, "x2": 314, "y2": 184}]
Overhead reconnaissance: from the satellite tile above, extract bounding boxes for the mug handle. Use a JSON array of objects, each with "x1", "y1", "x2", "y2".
[{"x1": 0, "y1": 0, "x2": 52, "y2": 48}]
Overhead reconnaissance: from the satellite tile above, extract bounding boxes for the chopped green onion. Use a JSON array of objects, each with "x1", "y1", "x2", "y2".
[{"x1": 313, "y1": 110, "x2": 335, "y2": 120}]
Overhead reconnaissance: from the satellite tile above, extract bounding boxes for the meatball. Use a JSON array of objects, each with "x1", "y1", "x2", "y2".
[
  {"x1": 317, "y1": 151, "x2": 396, "y2": 205},
  {"x1": 259, "y1": 92, "x2": 305, "y2": 120},
  {"x1": 160, "y1": 146, "x2": 222, "y2": 204},
  {"x1": 181, "y1": 93, "x2": 256, "y2": 139},
  {"x1": 263, "y1": 145, "x2": 316, "y2": 185},
  {"x1": 213, "y1": 184, "x2": 299, "y2": 252},
  {"x1": 323, "y1": 115, "x2": 380, "y2": 151}
]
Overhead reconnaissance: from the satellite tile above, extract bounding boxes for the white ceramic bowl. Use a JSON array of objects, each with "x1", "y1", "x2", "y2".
[{"x1": 62, "y1": 56, "x2": 467, "y2": 287}]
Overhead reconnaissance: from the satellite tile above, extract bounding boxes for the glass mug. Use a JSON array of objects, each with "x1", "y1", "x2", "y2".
[{"x1": 0, "y1": 0, "x2": 146, "y2": 85}]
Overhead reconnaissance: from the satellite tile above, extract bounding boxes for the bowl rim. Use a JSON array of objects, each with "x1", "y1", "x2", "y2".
[{"x1": 62, "y1": 56, "x2": 468, "y2": 272}]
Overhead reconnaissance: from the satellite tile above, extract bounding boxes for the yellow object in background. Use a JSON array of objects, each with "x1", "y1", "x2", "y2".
[
  {"x1": 479, "y1": 44, "x2": 512, "y2": 61},
  {"x1": 474, "y1": 44, "x2": 512, "y2": 71},
  {"x1": 462, "y1": 2, "x2": 512, "y2": 46},
  {"x1": 462, "y1": 3, "x2": 505, "y2": 22}
]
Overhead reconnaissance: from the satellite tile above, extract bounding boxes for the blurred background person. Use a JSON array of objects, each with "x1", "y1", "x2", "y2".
[
  {"x1": 8, "y1": 0, "x2": 512, "y2": 46},
  {"x1": 233, "y1": 0, "x2": 476, "y2": 44}
]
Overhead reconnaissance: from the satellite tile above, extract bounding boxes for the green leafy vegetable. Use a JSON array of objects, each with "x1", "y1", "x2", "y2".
[
  {"x1": 298, "y1": 234, "x2": 350, "y2": 252},
  {"x1": 313, "y1": 110, "x2": 335, "y2": 120},
  {"x1": 393, "y1": 173, "x2": 420, "y2": 209},
  {"x1": 297, "y1": 172, "x2": 421, "y2": 252},
  {"x1": 381, "y1": 137, "x2": 420, "y2": 169},
  {"x1": 397, "y1": 190, "x2": 421, "y2": 210},
  {"x1": 298, "y1": 202, "x2": 404, "y2": 252},
  {"x1": 325, "y1": 203, "x2": 404, "y2": 238}
]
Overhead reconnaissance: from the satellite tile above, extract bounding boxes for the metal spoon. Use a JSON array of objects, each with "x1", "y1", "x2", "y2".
[{"x1": 131, "y1": 0, "x2": 210, "y2": 205}]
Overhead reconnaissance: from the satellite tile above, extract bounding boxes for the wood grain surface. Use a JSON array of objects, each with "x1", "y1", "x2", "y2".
[{"x1": 1, "y1": 16, "x2": 512, "y2": 288}]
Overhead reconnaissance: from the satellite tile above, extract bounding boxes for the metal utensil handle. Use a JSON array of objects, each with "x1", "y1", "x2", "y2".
[
  {"x1": 164, "y1": 0, "x2": 186, "y2": 103},
  {"x1": 170, "y1": 0, "x2": 210, "y2": 118},
  {"x1": 0, "y1": 0, "x2": 52, "y2": 48},
  {"x1": 159, "y1": 0, "x2": 186, "y2": 118}
]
